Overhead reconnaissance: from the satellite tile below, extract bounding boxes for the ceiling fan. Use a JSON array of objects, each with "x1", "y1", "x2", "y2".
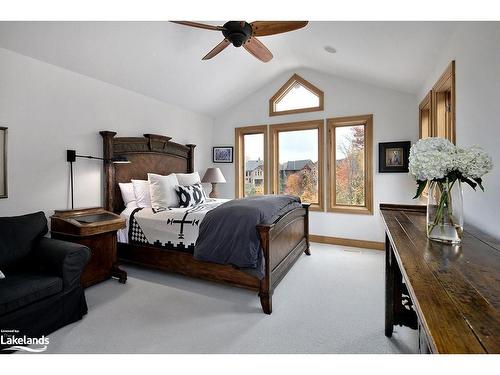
[{"x1": 171, "y1": 21, "x2": 308, "y2": 62}]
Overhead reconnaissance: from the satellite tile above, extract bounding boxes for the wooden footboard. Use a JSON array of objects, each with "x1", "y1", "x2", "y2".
[{"x1": 257, "y1": 203, "x2": 310, "y2": 314}]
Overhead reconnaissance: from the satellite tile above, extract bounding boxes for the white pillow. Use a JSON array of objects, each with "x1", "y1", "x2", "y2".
[
  {"x1": 0, "y1": 270, "x2": 5, "y2": 279},
  {"x1": 176, "y1": 172, "x2": 201, "y2": 186},
  {"x1": 131, "y1": 179, "x2": 152, "y2": 208},
  {"x1": 118, "y1": 182, "x2": 137, "y2": 208},
  {"x1": 148, "y1": 173, "x2": 180, "y2": 210}
]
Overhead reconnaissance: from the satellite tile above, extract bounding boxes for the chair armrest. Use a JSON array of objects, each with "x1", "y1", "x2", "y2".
[{"x1": 34, "y1": 237, "x2": 91, "y2": 290}]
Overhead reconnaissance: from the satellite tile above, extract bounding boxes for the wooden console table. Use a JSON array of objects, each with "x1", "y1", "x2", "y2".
[{"x1": 380, "y1": 203, "x2": 500, "y2": 354}]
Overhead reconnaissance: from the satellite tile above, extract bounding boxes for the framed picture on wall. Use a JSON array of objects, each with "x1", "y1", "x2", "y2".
[
  {"x1": 379, "y1": 141, "x2": 411, "y2": 173},
  {"x1": 0, "y1": 127, "x2": 7, "y2": 198},
  {"x1": 213, "y1": 146, "x2": 234, "y2": 163}
]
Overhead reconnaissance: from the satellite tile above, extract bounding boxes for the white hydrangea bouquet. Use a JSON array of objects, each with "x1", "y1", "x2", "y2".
[{"x1": 408, "y1": 137, "x2": 492, "y2": 243}]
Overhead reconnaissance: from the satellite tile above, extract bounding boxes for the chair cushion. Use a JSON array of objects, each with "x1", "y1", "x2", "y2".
[
  {"x1": 0, "y1": 212, "x2": 48, "y2": 270},
  {"x1": 0, "y1": 273, "x2": 63, "y2": 315}
]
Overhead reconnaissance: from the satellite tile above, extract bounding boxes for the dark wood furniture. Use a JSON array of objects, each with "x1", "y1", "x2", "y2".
[
  {"x1": 99, "y1": 131, "x2": 310, "y2": 314},
  {"x1": 51, "y1": 207, "x2": 127, "y2": 287},
  {"x1": 380, "y1": 203, "x2": 500, "y2": 354}
]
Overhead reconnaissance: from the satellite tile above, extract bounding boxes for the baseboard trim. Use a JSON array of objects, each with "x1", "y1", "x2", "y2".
[{"x1": 309, "y1": 234, "x2": 384, "y2": 251}]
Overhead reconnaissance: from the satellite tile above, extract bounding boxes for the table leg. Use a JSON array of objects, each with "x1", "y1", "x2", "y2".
[
  {"x1": 385, "y1": 233, "x2": 395, "y2": 337},
  {"x1": 111, "y1": 264, "x2": 127, "y2": 284}
]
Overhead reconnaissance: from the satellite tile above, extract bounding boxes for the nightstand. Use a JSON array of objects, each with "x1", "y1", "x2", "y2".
[{"x1": 50, "y1": 207, "x2": 127, "y2": 287}]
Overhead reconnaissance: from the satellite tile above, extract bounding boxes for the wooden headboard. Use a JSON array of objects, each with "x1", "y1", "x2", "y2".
[{"x1": 100, "y1": 131, "x2": 196, "y2": 214}]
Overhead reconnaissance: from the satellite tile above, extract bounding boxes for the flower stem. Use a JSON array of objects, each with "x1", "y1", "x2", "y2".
[{"x1": 428, "y1": 180, "x2": 453, "y2": 235}]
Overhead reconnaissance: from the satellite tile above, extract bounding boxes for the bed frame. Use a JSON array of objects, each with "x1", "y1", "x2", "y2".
[{"x1": 100, "y1": 131, "x2": 310, "y2": 314}]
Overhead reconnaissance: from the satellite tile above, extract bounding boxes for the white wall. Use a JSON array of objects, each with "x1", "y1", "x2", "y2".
[
  {"x1": 418, "y1": 23, "x2": 500, "y2": 238},
  {"x1": 0, "y1": 47, "x2": 214, "y2": 219},
  {"x1": 213, "y1": 68, "x2": 418, "y2": 242}
]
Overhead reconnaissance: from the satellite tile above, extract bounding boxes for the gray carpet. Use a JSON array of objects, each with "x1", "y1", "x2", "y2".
[{"x1": 44, "y1": 243, "x2": 418, "y2": 353}]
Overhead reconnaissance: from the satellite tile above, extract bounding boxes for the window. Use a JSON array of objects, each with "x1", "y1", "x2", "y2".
[
  {"x1": 327, "y1": 115, "x2": 373, "y2": 215},
  {"x1": 235, "y1": 125, "x2": 268, "y2": 198},
  {"x1": 270, "y1": 120, "x2": 324, "y2": 211},
  {"x1": 432, "y1": 61, "x2": 455, "y2": 144},
  {"x1": 269, "y1": 74, "x2": 324, "y2": 117},
  {"x1": 419, "y1": 91, "x2": 432, "y2": 139}
]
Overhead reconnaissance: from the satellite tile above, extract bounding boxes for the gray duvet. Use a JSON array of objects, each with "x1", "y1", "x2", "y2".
[{"x1": 194, "y1": 195, "x2": 302, "y2": 279}]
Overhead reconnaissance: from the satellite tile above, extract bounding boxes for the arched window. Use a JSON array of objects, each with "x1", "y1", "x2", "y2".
[{"x1": 269, "y1": 74, "x2": 324, "y2": 117}]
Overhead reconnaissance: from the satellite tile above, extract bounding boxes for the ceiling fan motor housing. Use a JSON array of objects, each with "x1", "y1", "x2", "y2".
[{"x1": 222, "y1": 21, "x2": 252, "y2": 47}]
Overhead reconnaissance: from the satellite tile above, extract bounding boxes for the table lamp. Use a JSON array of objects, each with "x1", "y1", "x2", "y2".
[{"x1": 201, "y1": 167, "x2": 226, "y2": 198}]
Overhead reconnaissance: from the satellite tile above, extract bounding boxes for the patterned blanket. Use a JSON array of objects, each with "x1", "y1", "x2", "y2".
[{"x1": 128, "y1": 199, "x2": 227, "y2": 253}]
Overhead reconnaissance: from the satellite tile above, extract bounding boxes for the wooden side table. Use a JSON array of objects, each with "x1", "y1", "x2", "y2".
[{"x1": 50, "y1": 207, "x2": 127, "y2": 287}]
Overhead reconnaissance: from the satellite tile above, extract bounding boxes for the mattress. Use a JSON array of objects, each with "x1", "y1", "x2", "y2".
[{"x1": 117, "y1": 199, "x2": 229, "y2": 251}]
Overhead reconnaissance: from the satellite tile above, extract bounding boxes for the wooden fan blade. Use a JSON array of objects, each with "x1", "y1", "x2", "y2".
[
  {"x1": 170, "y1": 21, "x2": 225, "y2": 31},
  {"x1": 243, "y1": 37, "x2": 273, "y2": 62},
  {"x1": 251, "y1": 21, "x2": 308, "y2": 36},
  {"x1": 202, "y1": 39, "x2": 231, "y2": 60}
]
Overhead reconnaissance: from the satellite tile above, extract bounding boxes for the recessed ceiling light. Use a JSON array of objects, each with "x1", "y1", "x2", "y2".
[{"x1": 324, "y1": 46, "x2": 337, "y2": 54}]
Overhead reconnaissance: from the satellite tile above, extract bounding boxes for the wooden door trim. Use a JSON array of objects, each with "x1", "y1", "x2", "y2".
[
  {"x1": 419, "y1": 90, "x2": 433, "y2": 139},
  {"x1": 431, "y1": 61, "x2": 456, "y2": 144}
]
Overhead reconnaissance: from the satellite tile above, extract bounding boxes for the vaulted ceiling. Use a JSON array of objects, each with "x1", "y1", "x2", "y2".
[{"x1": 0, "y1": 21, "x2": 459, "y2": 116}]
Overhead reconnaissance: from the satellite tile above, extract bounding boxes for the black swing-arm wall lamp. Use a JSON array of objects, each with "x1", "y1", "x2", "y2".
[{"x1": 67, "y1": 149, "x2": 130, "y2": 209}]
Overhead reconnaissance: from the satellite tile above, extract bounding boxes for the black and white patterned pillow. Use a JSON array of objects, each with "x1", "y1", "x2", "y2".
[{"x1": 175, "y1": 183, "x2": 207, "y2": 208}]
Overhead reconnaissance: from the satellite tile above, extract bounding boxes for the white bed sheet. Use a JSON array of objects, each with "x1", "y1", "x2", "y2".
[{"x1": 117, "y1": 206, "x2": 137, "y2": 243}]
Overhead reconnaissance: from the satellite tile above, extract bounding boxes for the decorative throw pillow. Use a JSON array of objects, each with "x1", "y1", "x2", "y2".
[
  {"x1": 176, "y1": 172, "x2": 201, "y2": 186},
  {"x1": 0, "y1": 270, "x2": 5, "y2": 279},
  {"x1": 148, "y1": 173, "x2": 180, "y2": 210},
  {"x1": 118, "y1": 182, "x2": 138, "y2": 208},
  {"x1": 131, "y1": 179, "x2": 152, "y2": 208},
  {"x1": 175, "y1": 183, "x2": 207, "y2": 208}
]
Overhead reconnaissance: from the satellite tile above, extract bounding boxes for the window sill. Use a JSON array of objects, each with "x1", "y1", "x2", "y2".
[
  {"x1": 269, "y1": 106, "x2": 324, "y2": 117},
  {"x1": 327, "y1": 205, "x2": 373, "y2": 215},
  {"x1": 308, "y1": 204, "x2": 324, "y2": 212}
]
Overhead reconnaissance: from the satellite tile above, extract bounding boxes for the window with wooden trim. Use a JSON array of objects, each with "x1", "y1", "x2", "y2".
[
  {"x1": 269, "y1": 74, "x2": 324, "y2": 117},
  {"x1": 432, "y1": 61, "x2": 455, "y2": 144},
  {"x1": 327, "y1": 115, "x2": 373, "y2": 215},
  {"x1": 419, "y1": 90, "x2": 432, "y2": 139},
  {"x1": 270, "y1": 120, "x2": 324, "y2": 211},
  {"x1": 235, "y1": 125, "x2": 268, "y2": 198}
]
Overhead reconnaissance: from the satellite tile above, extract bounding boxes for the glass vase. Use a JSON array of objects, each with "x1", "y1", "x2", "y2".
[{"x1": 427, "y1": 179, "x2": 463, "y2": 244}]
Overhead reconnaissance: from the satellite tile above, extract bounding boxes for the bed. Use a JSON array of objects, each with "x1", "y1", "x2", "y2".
[{"x1": 100, "y1": 131, "x2": 310, "y2": 314}]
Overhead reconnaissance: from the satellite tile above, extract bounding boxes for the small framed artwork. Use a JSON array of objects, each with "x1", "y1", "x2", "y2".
[
  {"x1": 213, "y1": 146, "x2": 234, "y2": 163},
  {"x1": 379, "y1": 141, "x2": 411, "y2": 173},
  {"x1": 0, "y1": 127, "x2": 7, "y2": 198}
]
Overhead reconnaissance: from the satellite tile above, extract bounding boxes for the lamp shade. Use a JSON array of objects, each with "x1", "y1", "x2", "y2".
[{"x1": 201, "y1": 167, "x2": 226, "y2": 183}]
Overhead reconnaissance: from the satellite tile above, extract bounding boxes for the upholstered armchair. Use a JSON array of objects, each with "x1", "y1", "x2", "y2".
[{"x1": 0, "y1": 211, "x2": 90, "y2": 348}]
